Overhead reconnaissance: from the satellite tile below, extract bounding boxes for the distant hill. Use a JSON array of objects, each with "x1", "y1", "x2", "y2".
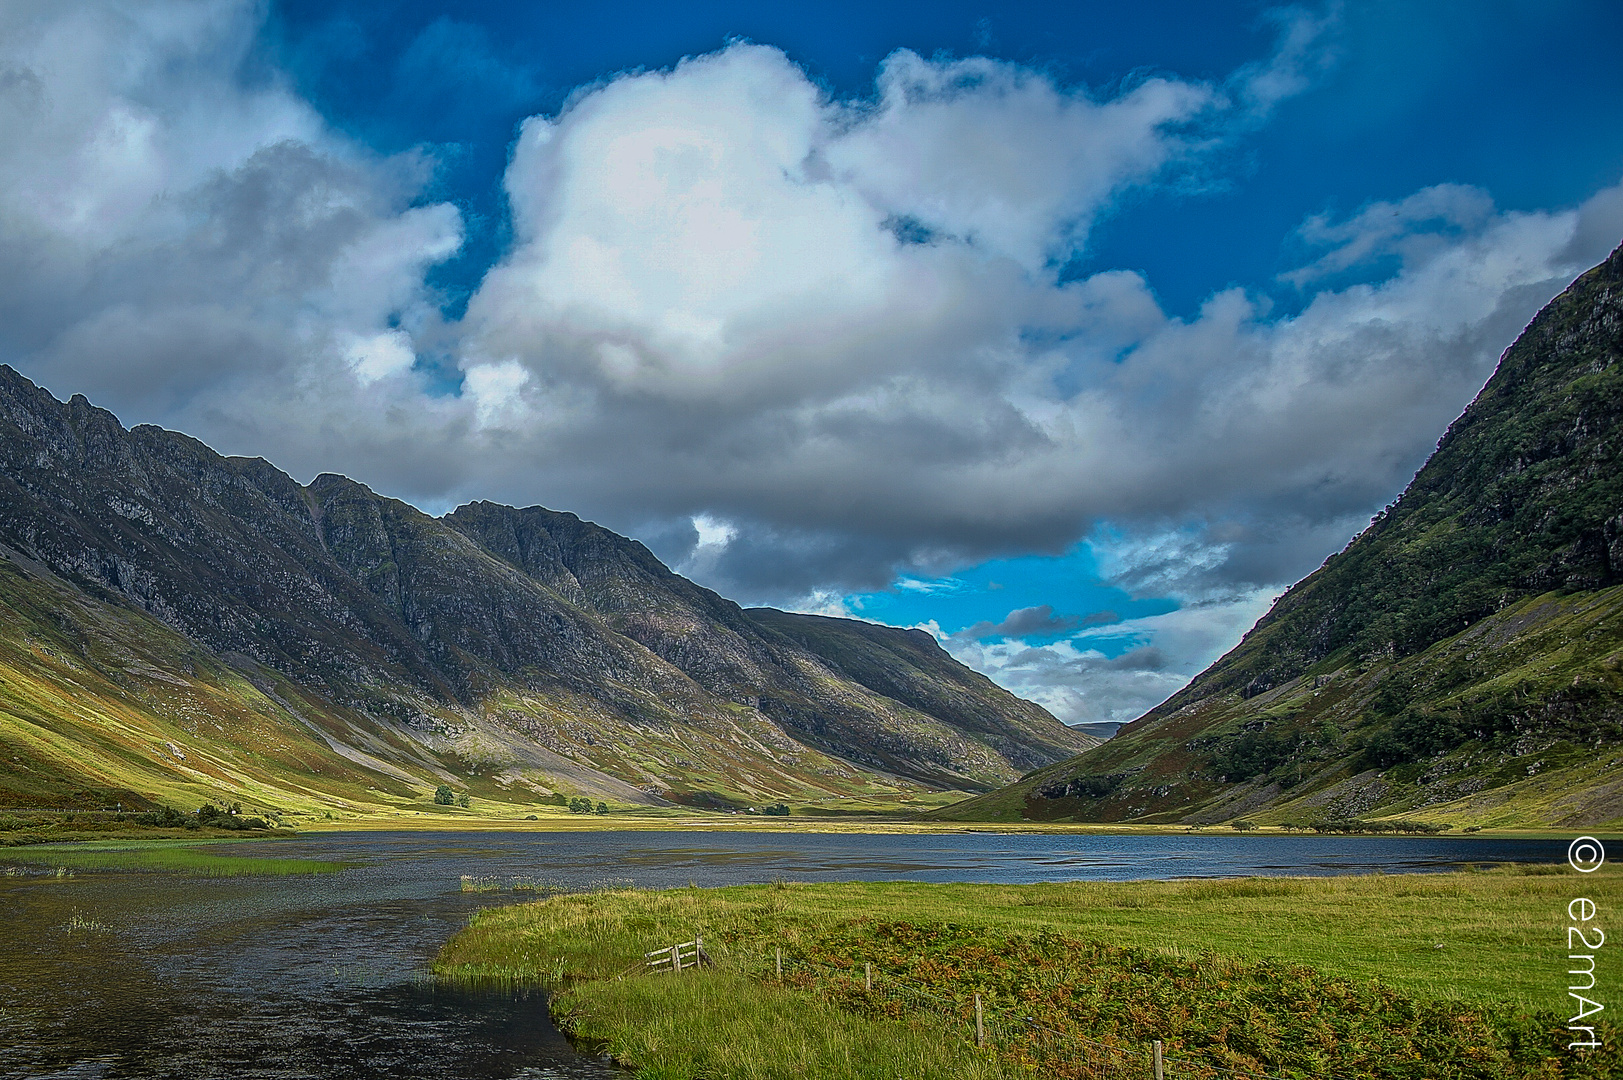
[
  {"x1": 0, "y1": 368, "x2": 1092, "y2": 817},
  {"x1": 939, "y1": 241, "x2": 1623, "y2": 830}
]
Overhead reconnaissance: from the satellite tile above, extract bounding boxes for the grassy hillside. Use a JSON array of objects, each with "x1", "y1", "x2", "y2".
[
  {"x1": 941, "y1": 586, "x2": 1623, "y2": 827},
  {"x1": 941, "y1": 242, "x2": 1623, "y2": 827},
  {"x1": 0, "y1": 545, "x2": 956, "y2": 819}
]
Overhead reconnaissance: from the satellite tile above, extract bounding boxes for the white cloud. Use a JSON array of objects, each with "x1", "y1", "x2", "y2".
[
  {"x1": 1282, "y1": 183, "x2": 1496, "y2": 288},
  {"x1": 823, "y1": 49, "x2": 1217, "y2": 271},
  {"x1": 342, "y1": 329, "x2": 417, "y2": 386},
  {"x1": 464, "y1": 359, "x2": 531, "y2": 428},
  {"x1": 460, "y1": 35, "x2": 1619, "y2": 604}
]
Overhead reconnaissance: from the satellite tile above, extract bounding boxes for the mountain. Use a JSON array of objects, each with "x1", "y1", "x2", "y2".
[
  {"x1": 941, "y1": 241, "x2": 1623, "y2": 830},
  {"x1": 0, "y1": 368, "x2": 1093, "y2": 817}
]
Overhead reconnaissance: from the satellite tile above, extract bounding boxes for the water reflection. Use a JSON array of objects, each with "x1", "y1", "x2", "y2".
[
  {"x1": 0, "y1": 829, "x2": 1559, "y2": 1078},
  {"x1": 0, "y1": 863, "x2": 620, "y2": 1080}
]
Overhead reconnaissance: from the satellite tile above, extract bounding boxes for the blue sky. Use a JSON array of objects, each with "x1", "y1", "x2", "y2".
[{"x1": 1, "y1": 1, "x2": 1620, "y2": 723}]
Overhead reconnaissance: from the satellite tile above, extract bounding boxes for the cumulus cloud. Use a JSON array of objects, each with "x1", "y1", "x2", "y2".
[
  {"x1": 0, "y1": 0, "x2": 467, "y2": 480},
  {"x1": 460, "y1": 31, "x2": 1622, "y2": 603}
]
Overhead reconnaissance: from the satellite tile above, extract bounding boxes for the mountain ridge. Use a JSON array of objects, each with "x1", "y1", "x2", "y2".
[{"x1": 0, "y1": 366, "x2": 1093, "y2": 816}]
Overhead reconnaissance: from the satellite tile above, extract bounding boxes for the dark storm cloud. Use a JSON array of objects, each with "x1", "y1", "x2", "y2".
[{"x1": 954, "y1": 604, "x2": 1082, "y2": 641}]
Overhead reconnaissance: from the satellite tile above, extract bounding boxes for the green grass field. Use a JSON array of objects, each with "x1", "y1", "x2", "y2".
[
  {"x1": 2, "y1": 838, "x2": 343, "y2": 876},
  {"x1": 436, "y1": 869, "x2": 1622, "y2": 1079}
]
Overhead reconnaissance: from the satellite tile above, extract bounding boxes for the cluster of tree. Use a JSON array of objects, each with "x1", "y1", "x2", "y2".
[
  {"x1": 433, "y1": 786, "x2": 471, "y2": 808},
  {"x1": 1287, "y1": 818, "x2": 1452, "y2": 834},
  {"x1": 197, "y1": 802, "x2": 271, "y2": 830},
  {"x1": 760, "y1": 803, "x2": 790, "y2": 816},
  {"x1": 129, "y1": 803, "x2": 271, "y2": 830},
  {"x1": 567, "y1": 797, "x2": 609, "y2": 814},
  {"x1": 1211, "y1": 729, "x2": 1300, "y2": 782}
]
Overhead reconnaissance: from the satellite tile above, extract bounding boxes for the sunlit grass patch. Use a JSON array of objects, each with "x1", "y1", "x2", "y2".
[
  {"x1": 560, "y1": 972, "x2": 1002, "y2": 1080},
  {"x1": 436, "y1": 870, "x2": 1623, "y2": 1079},
  {"x1": 4, "y1": 839, "x2": 343, "y2": 876}
]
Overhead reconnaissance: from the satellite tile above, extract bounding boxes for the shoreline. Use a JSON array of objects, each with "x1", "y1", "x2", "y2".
[
  {"x1": 287, "y1": 813, "x2": 1615, "y2": 841},
  {"x1": 5, "y1": 808, "x2": 1611, "y2": 843}
]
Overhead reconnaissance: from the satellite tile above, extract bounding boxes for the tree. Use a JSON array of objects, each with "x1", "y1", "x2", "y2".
[
  {"x1": 596, "y1": 801, "x2": 609, "y2": 815},
  {"x1": 457, "y1": 794, "x2": 470, "y2": 808},
  {"x1": 433, "y1": 785, "x2": 455, "y2": 805}
]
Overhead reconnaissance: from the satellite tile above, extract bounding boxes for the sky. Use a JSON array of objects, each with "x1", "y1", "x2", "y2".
[{"x1": 1, "y1": 0, "x2": 1620, "y2": 726}]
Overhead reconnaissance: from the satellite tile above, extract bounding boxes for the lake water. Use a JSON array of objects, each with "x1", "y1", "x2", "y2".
[{"x1": 0, "y1": 830, "x2": 1563, "y2": 1079}]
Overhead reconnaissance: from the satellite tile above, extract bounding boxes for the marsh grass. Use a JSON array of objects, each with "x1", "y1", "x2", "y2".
[
  {"x1": 559, "y1": 972, "x2": 1004, "y2": 1080},
  {"x1": 459, "y1": 874, "x2": 576, "y2": 894},
  {"x1": 62, "y1": 909, "x2": 110, "y2": 933},
  {"x1": 4, "y1": 840, "x2": 342, "y2": 876},
  {"x1": 436, "y1": 868, "x2": 1623, "y2": 1079}
]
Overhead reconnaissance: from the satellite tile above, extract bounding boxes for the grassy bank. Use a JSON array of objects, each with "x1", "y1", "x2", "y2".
[
  {"x1": 436, "y1": 870, "x2": 1621, "y2": 1079},
  {"x1": 2, "y1": 838, "x2": 343, "y2": 876}
]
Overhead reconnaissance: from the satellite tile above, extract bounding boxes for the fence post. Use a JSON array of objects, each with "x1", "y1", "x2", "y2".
[
  {"x1": 974, "y1": 993, "x2": 985, "y2": 1047},
  {"x1": 1152, "y1": 1039, "x2": 1164, "y2": 1080},
  {"x1": 865, "y1": 961, "x2": 872, "y2": 991},
  {"x1": 776, "y1": 946, "x2": 782, "y2": 979},
  {"x1": 672, "y1": 944, "x2": 681, "y2": 973}
]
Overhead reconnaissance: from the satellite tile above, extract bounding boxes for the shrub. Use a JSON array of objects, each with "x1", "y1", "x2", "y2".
[
  {"x1": 457, "y1": 794, "x2": 470, "y2": 808},
  {"x1": 433, "y1": 785, "x2": 455, "y2": 805},
  {"x1": 136, "y1": 805, "x2": 191, "y2": 828},
  {"x1": 197, "y1": 803, "x2": 269, "y2": 830},
  {"x1": 596, "y1": 802, "x2": 609, "y2": 815}
]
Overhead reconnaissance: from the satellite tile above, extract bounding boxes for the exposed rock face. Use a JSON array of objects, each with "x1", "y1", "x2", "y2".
[
  {"x1": 0, "y1": 368, "x2": 1092, "y2": 809},
  {"x1": 943, "y1": 241, "x2": 1623, "y2": 829}
]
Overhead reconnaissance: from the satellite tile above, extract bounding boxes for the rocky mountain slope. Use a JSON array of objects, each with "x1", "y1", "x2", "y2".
[
  {"x1": 0, "y1": 368, "x2": 1092, "y2": 816},
  {"x1": 941, "y1": 241, "x2": 1623, "y2": 829}
]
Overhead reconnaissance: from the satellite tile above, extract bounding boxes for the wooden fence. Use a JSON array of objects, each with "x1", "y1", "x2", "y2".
[{"x1": 644, "y1": 936, "x2": 713, "y2": 973}]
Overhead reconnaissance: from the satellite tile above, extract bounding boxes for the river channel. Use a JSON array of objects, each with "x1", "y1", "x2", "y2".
[{"x1": 0, "y1": 830, "x2": 1562, "y2": 1078}]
